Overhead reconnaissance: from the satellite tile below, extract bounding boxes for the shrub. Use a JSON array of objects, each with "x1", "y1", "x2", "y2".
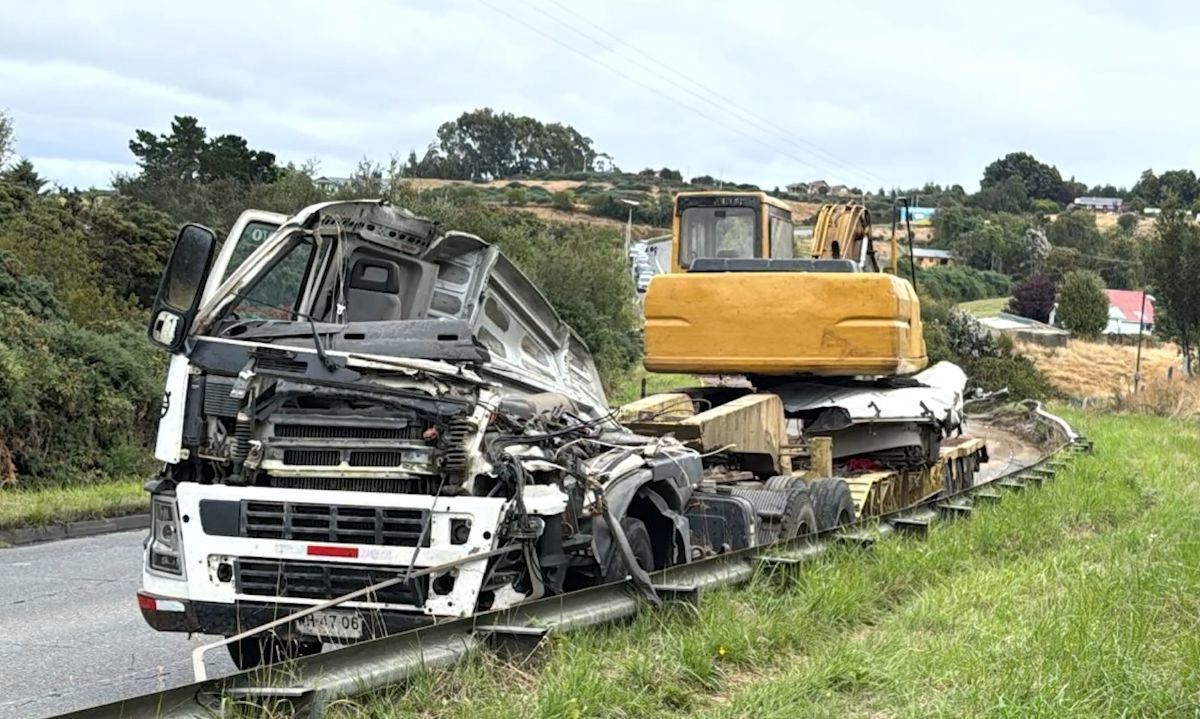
[
  {"x1": 0, "y1": 288, "x2": 161, "y2": 485},
  {"x1": 917, "y1": 265, "x2": 1011, "y2": 304},
  {"x1": 1007, "y1": 275, "x2": 1057, "y2": 323},
  {"x1": 524, "y1": 186, "x2": 552, "y2": 204},
  {"x1": 970, "y1": 355, "x2": 1055, "y2": 399},
  {"x1": 504, "y1": 186, "x2": 527, "y2": 205},
  {"x1": 1055, "y1": 269, "x2": 1108, "y2": 337},
  {"x1": 1117, "y1": 213, "x2": 1138, "y2": 233},
  {"x1": 1031, "y1": 198, "x2": 1061, "y2": 214},
  {"x1": 551, "y1": 189, "x2": 576, "y2": 211}
]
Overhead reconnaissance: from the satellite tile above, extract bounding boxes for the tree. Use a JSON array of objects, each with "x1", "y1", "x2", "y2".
[
  {"x1": 1157, "y1": 169, "x2": 1199, "y2": 207},
  {"x1": 1143, "y1": 211, "x2": 1200, "y2": 374},
  {"x1": 1131, "y1": 169, "x2": 1161, "y2": 206},
  {"x1": 980, "y1": 151, "x2": 1065, "y2": 202},
  {"x1": 1017, "y1": 226, "x2": 1052, "y2": 278},
  {"x1": 934, "y1": 207, "x2": 1030, "y2": 274},
  {"x1": 1055, "y1": 269, "x2": 1108, "y2": 337},
  {"x1": 970, "y1": 175, "x2": 1029, "y2": 213},
  {"x1": 116, "y1": 116, "x2": 281, "y2": 229},
  {"x1": 1, "y1": 159, "x2": 46, "y2": 193},
  {"x1": 1046, "y1": 210, "x2": 1102, "y2": 251},
  {"x1": 405, "y1": 109, "x2": 604, "y2": 180},
  {"x1": 127, "y1": 115, "x2": 276, "y2": 185},
  {"x1": 0, "y1": 110, "x2": 13, "y2": 168},
  {"x1": 658, "y1": 168, "x2": 682, "y2": 181},
  {"x1": 1044, "y1": 247, "x2": 1081, "y2": 282},
  {"x1": 1007, "y1": 275, "x2": 1057, "y2": 323}
]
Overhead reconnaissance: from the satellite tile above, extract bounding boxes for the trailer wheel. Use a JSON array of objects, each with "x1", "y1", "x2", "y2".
[
  {"x1": 765, "y1": 475, "x2": 808, "y2": 492},
  {"x1": 809, "y1": 478, "x2": 856, "y2": 531},
  {"x1": 227, "y1": 634, "x2": 322, "y2": 670},
  {"x1": 780, "y1": 488, "x2": 817, "y2": 539},
  {"x1": 602, "y1": 517, "x2": 655, "y2": 582}
]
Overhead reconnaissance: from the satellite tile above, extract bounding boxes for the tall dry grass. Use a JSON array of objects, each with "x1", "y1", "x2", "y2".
[{"x1": 1018, "y1": 338, "x2": 1200, "y2": 418}]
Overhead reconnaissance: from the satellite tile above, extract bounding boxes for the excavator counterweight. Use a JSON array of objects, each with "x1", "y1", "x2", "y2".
[{"x1": 643, "y1": 191, "x2": 927, "y2": 377}]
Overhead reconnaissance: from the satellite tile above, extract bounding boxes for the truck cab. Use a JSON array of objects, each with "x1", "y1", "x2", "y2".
[{"x1": 139, "y1": 201, "x2": 710, "y2": 667}]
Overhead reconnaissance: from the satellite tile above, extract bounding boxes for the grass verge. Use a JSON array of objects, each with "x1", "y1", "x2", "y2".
[
  {"x1": 608, "y1": 368, "x2": 696, "y2": 406},
  {"x1": 0, "y1": 478, "x2": 146, "y2": 531},
  {"x1": 325, "y1": 409, "x2": 1200, "y2": 718},
  {"x1": 958, "y1": 296, "x2": 1009, "y2": 318}
]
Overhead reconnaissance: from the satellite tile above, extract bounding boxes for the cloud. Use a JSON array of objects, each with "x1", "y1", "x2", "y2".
[{"x1": 2, "y1": 0, "x2": 1198, "y2": 191}]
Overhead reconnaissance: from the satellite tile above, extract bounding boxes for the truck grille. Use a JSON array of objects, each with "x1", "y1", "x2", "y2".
[
  {"x1": 242, "y1": 501, "x2": 429, "y2": 546},
  {"x1": 234, "y1": 559, "x2": 427, "y2": 606},
  {"x1": 349, "y1": 450, "x2": 405, "y2": 467},
  {"x1": 275, "y1": 423, "x2": 422, "y2": 440},
  {"x1": 268, "y1": 477, "x2": 422, "y2": 494},
  {"x1": 282, "y1": 449, "x2": 341, "y2": 466}
]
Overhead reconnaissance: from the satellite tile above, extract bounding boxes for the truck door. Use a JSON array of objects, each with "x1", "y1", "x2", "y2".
[
  {"x1": 200, "y1": 210, "x2": 288, "y2": 306},
  {"x1": 155, "y1": 210, "x2": 286, "y2": 464}
]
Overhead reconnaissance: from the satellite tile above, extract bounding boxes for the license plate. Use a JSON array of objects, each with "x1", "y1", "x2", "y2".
[{"x1": 296, "y1": 609, "x2": 363, "y2": 639}]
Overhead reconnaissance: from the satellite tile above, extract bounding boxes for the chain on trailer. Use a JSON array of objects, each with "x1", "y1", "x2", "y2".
[{"x1": 58, "y1": 406, "x2": 1091, "y2": 719}]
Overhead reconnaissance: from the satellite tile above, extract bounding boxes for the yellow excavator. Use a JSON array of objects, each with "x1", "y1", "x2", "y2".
[
  {"x1": 644, "y1": 191, "x2": 925, "y2": 377},
  {"x1": 623, "y1": 191, "x2": 984, "y2": 526}
]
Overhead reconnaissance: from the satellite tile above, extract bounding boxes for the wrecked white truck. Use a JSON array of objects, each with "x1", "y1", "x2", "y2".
[{"x1": 137, "y1": 200, "x2": 787, "y2": 668}]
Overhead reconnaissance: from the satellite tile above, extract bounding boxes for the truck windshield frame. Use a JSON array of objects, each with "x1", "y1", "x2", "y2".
[
  {"x1": 678, "y1": 206, "x2": 761, "y2": 267},
  {"x1": 221, "y1": 235, "x2": 319, "y2": 323}
]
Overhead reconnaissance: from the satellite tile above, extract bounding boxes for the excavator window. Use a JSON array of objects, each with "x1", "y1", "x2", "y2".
[
  {"x1": 679, "y1": 206, "x2": 758, "y2": 266},
  {"x1": 768, "y1": 215, "x2": 794, "y2": 259}
]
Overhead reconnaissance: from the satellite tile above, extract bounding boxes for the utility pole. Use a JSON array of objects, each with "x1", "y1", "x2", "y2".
[{"x1": 1134, "y1": 288, "x2": 1150, "y2": 392}]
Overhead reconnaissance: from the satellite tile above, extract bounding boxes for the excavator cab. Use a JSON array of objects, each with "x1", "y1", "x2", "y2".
[{"x1": 643, "y1": 191, "x2": 927, "y2": 377}]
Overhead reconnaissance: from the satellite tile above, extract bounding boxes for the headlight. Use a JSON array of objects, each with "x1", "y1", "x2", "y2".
[{"x1": 148, "y1": 496, "x2": 185, "y2": 577}]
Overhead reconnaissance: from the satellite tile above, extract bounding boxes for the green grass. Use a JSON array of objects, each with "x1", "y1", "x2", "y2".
[
  {"x1": 608, "y1": 368, "x2": 697, "y2": 406},
  {"x1": 328, "y1": 409, "x2": 1200, "y2": 718},
  {"x1": 0, "y1": 478, "x2": 146, "y2": 530},
  {"x1": 958, "y1": 296, "x2": 1010, "y2": 318}
]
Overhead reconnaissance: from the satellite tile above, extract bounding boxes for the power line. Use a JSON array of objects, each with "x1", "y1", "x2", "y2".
[
  {"x1": 537, "y1": 0, "x2": 887, "y2": 188},
  {"x1": 475, "y1": 0, "x2": 877, "y2": 187}
]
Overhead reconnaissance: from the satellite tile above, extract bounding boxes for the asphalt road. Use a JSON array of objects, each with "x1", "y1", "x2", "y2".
[
  {"x1": 0, "y1": 422, "x2": 1043, "y2": 719},
  {"x1": 0, "y1": 530, "x2": 236, "y2": 719}
]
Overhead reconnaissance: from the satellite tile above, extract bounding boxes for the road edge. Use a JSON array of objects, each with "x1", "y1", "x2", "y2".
[{"x1": 0, "y1": 513, "x2": 150, "y2": 547}]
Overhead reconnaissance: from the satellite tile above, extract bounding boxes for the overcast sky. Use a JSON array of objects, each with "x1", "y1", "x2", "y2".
[{"x1": 2, "y1": 0, "x2": 1196, "y2": 192}]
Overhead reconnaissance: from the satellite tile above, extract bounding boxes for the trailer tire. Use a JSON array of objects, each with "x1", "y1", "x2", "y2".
[
  {"x1": 780, "y1": 488, "x2": 818, "y2": 539},
  {"x1": 809, "y1": 478, "x2": 855, "y2": 531},
  {"x1": 227, "y1": 634, "x2": 322, "y2": 671},
  {"x1": 603, "y1": 517, "x2": 655, "y2": 582},
  {"x1": 765, "y1": 475, "x2": 808, "y2": 492}
]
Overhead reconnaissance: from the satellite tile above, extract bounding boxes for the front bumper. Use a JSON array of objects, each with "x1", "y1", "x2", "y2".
[
  {"x1": 142, "y1": 483, "x2": 509, "y2": 620},
  {"x1": 137, "y1": 591, "x2": 433, "y2": 640}
]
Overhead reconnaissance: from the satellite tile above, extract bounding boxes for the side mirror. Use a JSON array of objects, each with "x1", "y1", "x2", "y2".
[{"x1": 147, "y1": 224, "x2": 218, "y2": 351}]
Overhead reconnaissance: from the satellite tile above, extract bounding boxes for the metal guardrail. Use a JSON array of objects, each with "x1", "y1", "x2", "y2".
[{"x1": 59, "y1": 410, "x2": 1087, "y2": 719}]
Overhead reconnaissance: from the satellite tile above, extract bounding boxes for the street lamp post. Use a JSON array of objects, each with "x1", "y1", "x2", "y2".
[{"x1": 619, "y1": 198, "x2": 640, "y2": 256}]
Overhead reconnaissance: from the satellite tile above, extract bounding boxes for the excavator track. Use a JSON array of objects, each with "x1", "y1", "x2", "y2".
[{"x1": 61, "y1": 408, "x2": 1087, "y2": 719}]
